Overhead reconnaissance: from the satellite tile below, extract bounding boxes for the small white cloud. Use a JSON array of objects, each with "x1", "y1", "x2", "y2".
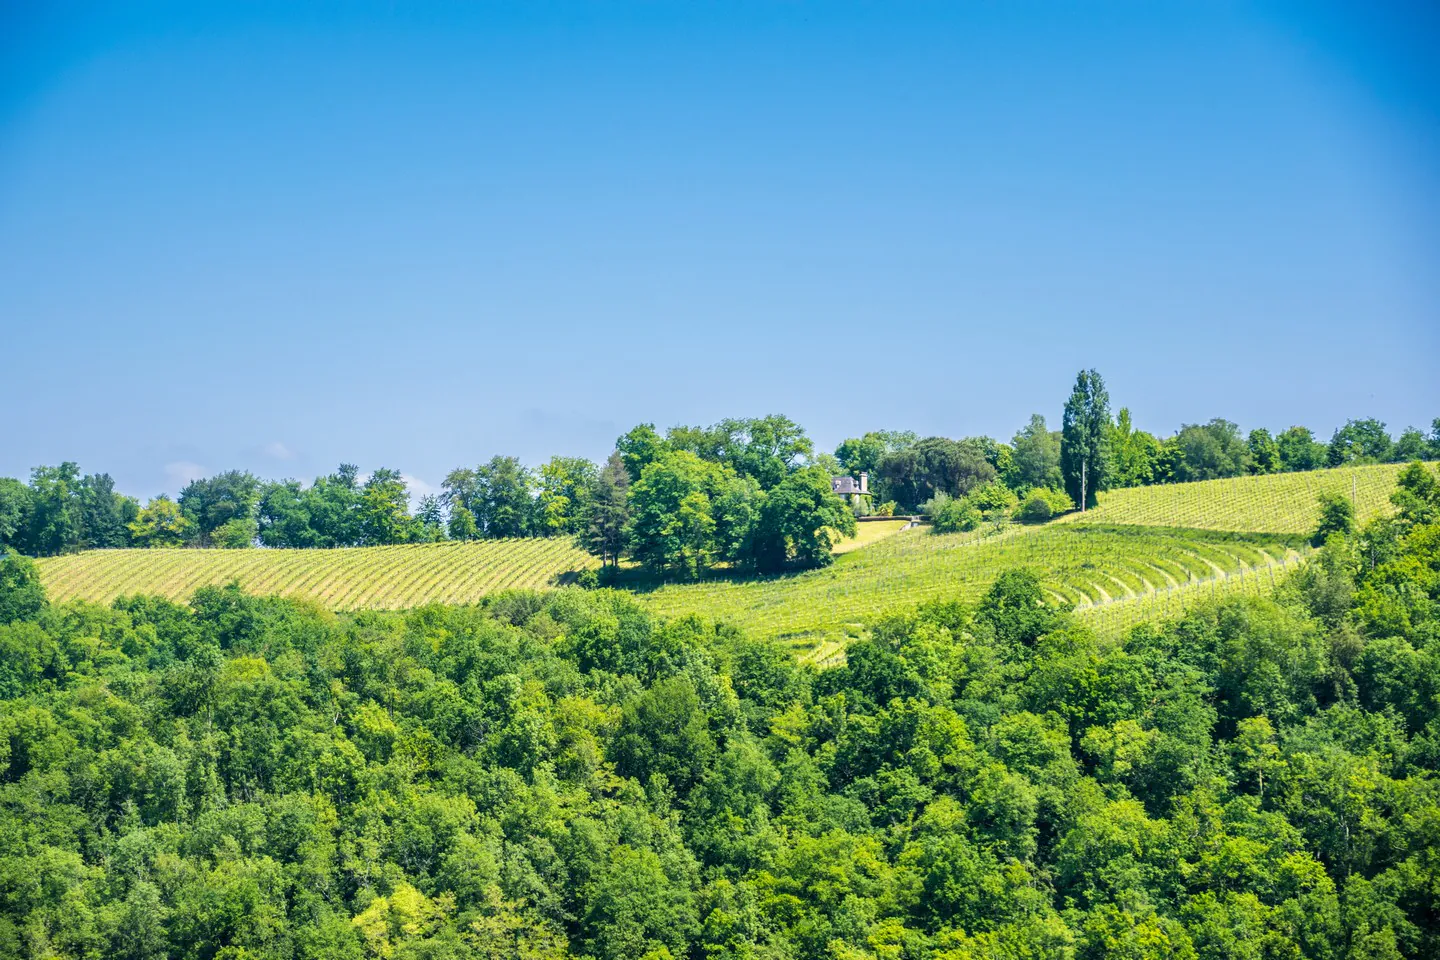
[
  {"x1": 261, "y1": 441, "x2": 296, "y2": 461},
  {"x1": 403, "y1": 474, "x2": 438, "y2": 507},
  {"x1": 164, "y1": 461, "x2": 207, "y2": 487}
]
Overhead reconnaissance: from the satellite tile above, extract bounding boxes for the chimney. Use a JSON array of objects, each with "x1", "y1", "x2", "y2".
[{"x1": 859, "y1": 471, "x2": 868, "y2": 494}]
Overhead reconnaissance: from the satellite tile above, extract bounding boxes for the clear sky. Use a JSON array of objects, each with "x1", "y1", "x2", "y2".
[{"x1": 2, "y1": 1, "x2": 1437, "y2": 500}]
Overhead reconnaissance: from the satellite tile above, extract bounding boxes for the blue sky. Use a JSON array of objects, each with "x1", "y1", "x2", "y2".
[{"x1": 2, "y1": 1, "x2": 1437, "y2": 500}]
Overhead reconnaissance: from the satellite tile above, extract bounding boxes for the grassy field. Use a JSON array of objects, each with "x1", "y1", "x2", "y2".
[
  {"x1": 831, "y1": 519, "x2": 912, "y2": 554},
  {"x1": 37, "y1": 538, "x2": 598, "y2": 609},
  {"x1": 1058, "y1": 462, "x2": 1420, "y2": 533}
]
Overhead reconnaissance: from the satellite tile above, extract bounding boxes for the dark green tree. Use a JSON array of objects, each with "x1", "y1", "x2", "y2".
[
  {"x1": 0, "y1": 549, "x2": 46, "y2": 624},
  {"x1": 1328, "y1": 418, "x2": 1392, "y2": 465},
  {"x1": 581, "y1": 452, "x2": 631, "y2": 568},
  {"x1": 748, "y1": 466, "x2": 856, "y2": 572},
  {"x1": 1060, "y1": 369, "x2": 1111, "y2": 509},
  {"x1": 1313, "y1": 490, "x2": 1355, "y2": 546},
  {"x1": 178, "y1": 470, "x2": 260, "y2": 546},
  {"x1": 1009, "y1": 414, "x2": 1063, "y2": 491}
]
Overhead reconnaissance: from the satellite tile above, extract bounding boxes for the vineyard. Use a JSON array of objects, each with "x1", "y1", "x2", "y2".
[
  {"x1": 32, "y1": 463, "x2": 1419, "y2": 654},
  {"x1": 1058, "y1": 461, "x2": 1419, "y2": 533},
  {"x1": 642, "y1": 521, "x2": 1309, "y2": 660},
  {"x1": 35, "y1": 538, "x2": 598, "y2": 609}
]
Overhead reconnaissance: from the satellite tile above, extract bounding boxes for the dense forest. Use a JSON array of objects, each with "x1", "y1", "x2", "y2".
[
  {"x1": 3, "y1": 372, "x2": 1437, "y2": 579},
  {"x1": 0, "y1": 462, "x2": 1438, "y2": 959}
]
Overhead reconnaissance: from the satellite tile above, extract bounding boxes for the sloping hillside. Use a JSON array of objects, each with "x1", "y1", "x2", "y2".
[{"x1": 36, "y1": 538, "x2": 598, "y2": 608}]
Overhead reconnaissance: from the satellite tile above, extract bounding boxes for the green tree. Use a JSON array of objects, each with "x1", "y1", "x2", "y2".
[
  {"x1": 836, "y1": 430, "x2": 918, "y2": 478},
  {"x1": 1328, "y1": 418, "x2": 1392, "y2": 465},
  {"x1": 1313, "y1": 491, "x2": 1355, "y2": 546},
  {"x1": 978, "y1": 568, "x2": 1068, "y2": 649},
  {"x1": 1106, "y1": 408, "x2": 1162, "y2": 488},
  {"x1": 359, "y1": 468, "x2": 415, "y2": 545},
  {"x1": 580, "y1": 452, "x2": 631, "y2": 568},
  {"x1": 874, "y1": 437, "x2": 996, "y2": 512},
  {"x1": 628, "y1": 451, "x2": 727, "y2": 578},
  {"x1": 128, "y1": 495, "x2": 193, "y2": 547},
  {"x1": 304, "y1": 463, "x2": 364, "y2": 546},
  {"x1": 611, "y1": 675, "x2": 716, "y2": 794},
  {"x1": 477, "y1": 456, "x2": 534, "y2": 538},
  {"x1": 748, "y1": 466, "x2": 855, "y2": 572},
  {"x1": 1276, "y1": 426, "x2": 1325, "y2": 472},
  {"x1": 617, "y1": 423, "x2": 669, "y2": 483},
  {"x1": 1167, "y1": 420, "x2": 1252, "y2": 482},
  {"x1": 0, "y1": 477, "x2": 29, "y2": 549},
  {"x1": 447, "y1": 503, "x2": 479, "y2": 541},
  {"x1": 1010, "y1": 414, "x2": 1063, "y2": 490},
  {"x1": 256, "y1": 479, "x2": 318, "y2": 547},
  {"x1": 1060, "y1": 369, "x2": 1111, "y2": 509},
  {"x1": 24, "y1": 462, "x2": 84, "y2": 555},
  {"x1": 178, "y1": 470, "x2": 260, "y2": 546},
  {"x1": 0, "y1": 549, "x2": 46, "y2": 624},
  {"x1": 1247, "y1": 428, "x2": 1281, "y2": 474},
  {"x1": 536, "y1": 456, "x2": 598, "y2": 536},
  {"x1": 76, "y1": 472, "x2": 137, "y2": 548}
]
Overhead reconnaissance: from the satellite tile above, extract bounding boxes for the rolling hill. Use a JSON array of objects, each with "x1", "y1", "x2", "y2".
[
  {"x1": 36, "y1": 537, "x2": 598, "y2": 609},
  {"x1": 34, "y1": 463, "x2": 1422, "y2": 655}
]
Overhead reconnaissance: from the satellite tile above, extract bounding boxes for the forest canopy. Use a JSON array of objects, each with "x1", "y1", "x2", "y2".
[{"x1": 1, "y1": 462, "x2": 1439, "y2": 959}]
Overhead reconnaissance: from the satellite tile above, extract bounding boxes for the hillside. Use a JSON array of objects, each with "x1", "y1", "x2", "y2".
[
  {"x1": 643, "y1": 463, "x2": 1423, "y2": 657},
  {"x1": 36, "y1": 537, "x2": 598, "y2": 608},
  {"x1": 1057, "y1": 461, "x2": 1417, "y2": 533},
  {"x1": 641, "y1": 522, "x2": 1307, "y2": 660},
  {"x1": 33, "y1": 464, "x2": 1416, "y2": 643}
]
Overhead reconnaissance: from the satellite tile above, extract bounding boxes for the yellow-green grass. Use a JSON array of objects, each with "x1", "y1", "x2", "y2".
[
  {"x1": 640, "y1": 522, "x2": 1307, "y2": 655},
  {"x1": 37, "y1": 538, "x2": 599, "y2": 609},
  {"x1": 1058, "y1": 462, "x2": 1423, "y2": 534},
  {"x1": 832, "y1": 519, "x2": 913, "y2": 554}
]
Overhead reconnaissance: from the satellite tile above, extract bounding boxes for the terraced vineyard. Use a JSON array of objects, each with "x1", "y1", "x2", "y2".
[
  {"x1": 36, "y1": 538, "x2": 598, "y2": 609},
  {"x1": 642, "y1": 522, "x2": 1308, "y2": 658},
  {"x1": 1059, "y1": 462, "x2": 1421, "y2": 533}
]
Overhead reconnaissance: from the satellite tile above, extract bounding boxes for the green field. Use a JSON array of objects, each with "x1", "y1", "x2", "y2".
[
  {"x1": 35, "y1": 464, "x2": 1418, "y2": 654},
  {"x1": 37, "y1": 538, "x2": 598, "y2": 609},
  {"x1": 642, "y1": 522, "x2": 1307, "y2": 658},
  {"x1": 1058, "y1": 461, "x2": 1419, "y2": 533}
]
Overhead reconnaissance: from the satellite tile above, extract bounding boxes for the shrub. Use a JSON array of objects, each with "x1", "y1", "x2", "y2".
[
  {"x1": 927, "y1": 494, "x2": 982, "y2": 534},
  {"x1": 875, "y1": 501, "x2": 897, "y2": 517},
  {"x1": 1016, "y1": 488, "x2": 1075, "y2": 524},
  {"x1": 967, "y1": 481, "x2": 1019, "y2": 517}
]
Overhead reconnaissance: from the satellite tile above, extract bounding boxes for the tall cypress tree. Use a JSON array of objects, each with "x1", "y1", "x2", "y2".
[{"x1": 1060, "y1": 369, "x2": 1112, "y2": 510}]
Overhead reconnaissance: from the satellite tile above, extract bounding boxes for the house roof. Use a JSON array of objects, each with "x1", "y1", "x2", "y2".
[{"x1": 832, "y1": 476, "x2": 860, "y2": 494}]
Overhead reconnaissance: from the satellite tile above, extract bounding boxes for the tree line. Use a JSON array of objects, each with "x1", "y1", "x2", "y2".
[
  {"x1": 3, "y1": 384, "x2": 1436, "y2": 562},
  {"x1": 1, "y1": 462, "x2": 1438, "y2": 958}
]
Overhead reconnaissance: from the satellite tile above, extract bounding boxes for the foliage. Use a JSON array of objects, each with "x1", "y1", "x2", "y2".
[
  {"x1": 1313, "y1": 491, "x2": 1356, "y2": 546},
  {"x1": 923, "y1": 493, "x2": 981, "y2": 534},
  {"x1": 128, "y1": 495, "x2": 194, "y2": 547},
  {"x1": 1107, "y1": 408, "x2": 1161, "y2": 489},
  {"x1": 580, "y1": 452, "x2": 632, "y2": 568},
  {"x1": 750, "y1": 466, "x2": 857, "y2": 573},
  {"x1": 7, "y1": 498, "x2": 1439, "y2": 958},
  {"x1": 1328, "y1": 417, "x2": 1394, "y2": 465},
  {"x1": 1061, "y1": 369, "x2": 1111, "y2": 509},
  {"x1": 1277, "y1": 426, "x2": 1327, "y2": 472},
  {"x1": 179, "y1": 469, "x2": 261, "y2": 546},
  {"x1": 836, "y1": 430, "x2": 918, "y2": 479},
  {"x1": 875, "y1": 437, "x2": 997, "y2": 512},
  {"x1": 1164, "y1": 419, "x2": 1252, "y2": 482},
  {"x1": 1016, "y1": 487, "x2": 1075, "y2": 524},
  {"x1": 0, "y1": 549, "x2": 46, "y2": 624}
]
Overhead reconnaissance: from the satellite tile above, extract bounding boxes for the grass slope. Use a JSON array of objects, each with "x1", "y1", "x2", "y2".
[
  {"x1": 37, "y1": 538, "x2": 598, "y2": 609},
  {"x1": 642, "y1": 522, "x2": 1307, "y2": 655},
  {"x1": 1058, "y1": 462, "x2": 1419, "y2": 534}
]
